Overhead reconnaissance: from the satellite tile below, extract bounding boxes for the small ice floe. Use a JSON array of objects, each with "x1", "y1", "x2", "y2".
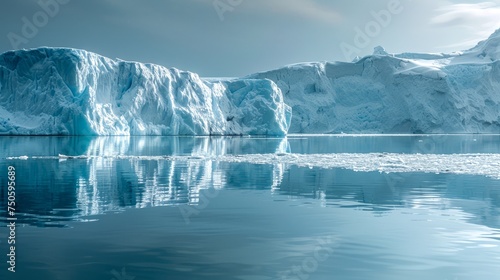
[
  {"x1": 188, "y1": 156, "x2": 204, "y2": 160},
  {"x1": 6, "y1": 155, "x2": 29, "y2": 160},
  {"x1": 58, "y1": 154, "x2": 71, "y2": 159},
  {"x1": 58, "y1": 154, "x2": 88, "y2": 160}
]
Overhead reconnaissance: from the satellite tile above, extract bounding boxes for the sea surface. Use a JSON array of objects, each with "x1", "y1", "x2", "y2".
[{"x1": 1, "y1": 135, "x2": 500, "y2": 280}]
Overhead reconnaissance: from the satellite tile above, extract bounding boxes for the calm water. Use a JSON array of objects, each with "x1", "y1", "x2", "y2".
[{"x1": 1, "y1": 135, "x2": 500, "y2": 280}]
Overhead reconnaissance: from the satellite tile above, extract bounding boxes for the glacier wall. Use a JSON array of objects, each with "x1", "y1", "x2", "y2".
[
  {"x1": 0, "y1": 48, "x2": 291, "y2": 136},
  {"x1": 249, "y1": 30, "x2": 500, "y2": 134}
]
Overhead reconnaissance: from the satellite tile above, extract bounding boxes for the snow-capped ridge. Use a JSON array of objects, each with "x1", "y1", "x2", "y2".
[{"x1": 465, "y1": 28, "x2": 500, "y2": 61}]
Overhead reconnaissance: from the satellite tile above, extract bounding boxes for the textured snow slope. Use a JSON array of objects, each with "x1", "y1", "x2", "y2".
[
  {"x1": 0, "y1": 48, "x2": 291, "y2": 135},
  {"x1": 249, "y1": 29, "x2": 500, "y2": 134}
]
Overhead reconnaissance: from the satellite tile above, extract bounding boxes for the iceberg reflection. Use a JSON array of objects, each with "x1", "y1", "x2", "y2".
[{"x1": 0, "y1": 136, "x2": 290, "y2": 226}]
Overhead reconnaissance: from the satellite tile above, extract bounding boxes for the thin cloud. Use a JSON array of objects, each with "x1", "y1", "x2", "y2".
[
  {"x1": 432, "y1": 2, "x2": 500, "y2": 35},
  {"x1": 259, "y1": 0, "x2": 342, "y2": 24},
  {"x1": 203, "y1": 0, "x2": 341, "y2": 24},
  {"x1": 436, "y1": 38, "x2": 485, "y2": 50},
  {"x1": 430, "y1": 2, "x2": 500, "y2": 49}
]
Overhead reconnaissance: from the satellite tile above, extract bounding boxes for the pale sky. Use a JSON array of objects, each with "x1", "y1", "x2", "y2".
[{"x1": 1, "y1": 0, "x2": 500, "y2": 76}]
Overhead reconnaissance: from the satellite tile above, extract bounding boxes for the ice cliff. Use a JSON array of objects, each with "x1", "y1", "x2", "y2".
[
  {"x1": 249, "y1": 29, "x2": 500, "y2": 134},
  {"x1": 0, "y1": 48, "x2": 291, "y2": 135}
]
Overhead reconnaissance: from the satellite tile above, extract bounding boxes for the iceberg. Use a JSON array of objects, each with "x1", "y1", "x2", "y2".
[
  {"x1": 0, "y1": 48, "x2": 291, "y2": 136},
  {"x1": 2, "y1": 29, "x2": 500, "y2": 135},
  {"x1": 249, "y1": 29, "x2": 500, "y2": 134}
]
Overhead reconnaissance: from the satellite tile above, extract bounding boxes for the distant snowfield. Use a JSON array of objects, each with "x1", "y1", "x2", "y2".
[{"x1": 6, "y1": 152, "x2": 500, "y2": 179}]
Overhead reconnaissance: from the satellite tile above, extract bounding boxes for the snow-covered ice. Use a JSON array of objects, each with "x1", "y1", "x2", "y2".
[
  {"x1": 0, "y1": 48, "x2": 291, "y2": 136},
  {"x1": 249, "y1": 29, "x2": 500, "y2": 134}
]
